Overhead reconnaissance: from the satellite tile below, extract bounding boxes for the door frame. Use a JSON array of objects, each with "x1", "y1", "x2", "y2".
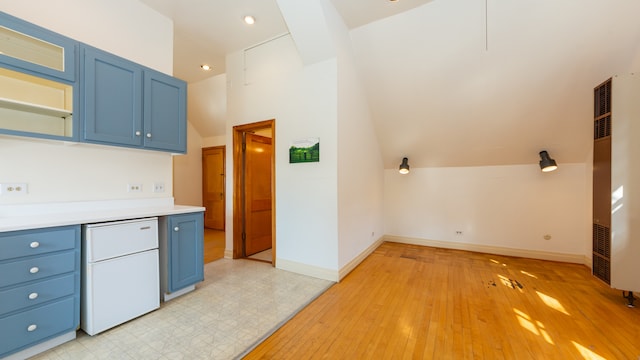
[
  {"x1": 232, "y1": 119, "x2": 275, "y2": 265},
  {"x1": 202, "y1": 145, "x2": 225, "y2": 230}
]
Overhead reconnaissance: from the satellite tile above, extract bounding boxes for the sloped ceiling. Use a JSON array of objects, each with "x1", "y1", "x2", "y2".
[
  {"x1": 352, "y1": 0, "x2": 640, "y2": 168},
  {"x1": 140, "y1": 0, "x2": 640, "y2": 169}
]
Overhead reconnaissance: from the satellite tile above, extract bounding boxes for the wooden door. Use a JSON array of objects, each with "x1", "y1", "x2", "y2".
[
  {"x1": 244, "y1": 133, "x2": 272, "y2": 256},
  {"x1": 202, "y1": 147, "x2": 225, "y2": 230}
]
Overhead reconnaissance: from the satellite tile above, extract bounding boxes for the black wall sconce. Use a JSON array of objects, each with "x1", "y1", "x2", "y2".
[
  {"x1": 539, "y1": 150, "x2": 558, "y2": 172},
  {"x1": 399, "y1": 157, "x2": 410, "y2": 174}
]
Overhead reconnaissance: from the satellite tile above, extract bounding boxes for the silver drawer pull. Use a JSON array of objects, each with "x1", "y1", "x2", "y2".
[
  {"x1": 28, "y1": 292, "x2": 38, "y2": 300},
  {"x1": 140, "y1": 226, "x2": 151, "y2": 230},
  {"x1": 174, "y1": 226, "x2": 180, "y2": 232},
  {"x1": 27, "y1": 324, "x2": 37, "y2": 332},
  {"x1": 29, "y1": 267, "x2": 39, "y2": 274},
  {"x1": 30, "y1": 241, "x2": 40, "y2": 248}
]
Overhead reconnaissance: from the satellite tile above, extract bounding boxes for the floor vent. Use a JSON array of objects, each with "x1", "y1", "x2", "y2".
[
  {"x1": 592, "y1": 223, "x2": 611, "y2": 258},
  {"x1": 592, "y1": 223, "x2": 611, "y2": 284},
  {"x1": 593, "y1": 254, "x2": 611, "y2": 284}
]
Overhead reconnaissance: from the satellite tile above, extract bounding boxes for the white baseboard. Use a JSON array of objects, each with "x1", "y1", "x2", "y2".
[
  {"x1": 162, "y1": 285, "x2": 195, "y2": 302},
  {"x1": 277, "y1": 237, "x2": 385, "y2": 282},
  {"x1": 276, "y1": 258, "x2": 338, "y2": 282},
  {"x1": 223, "y1": 249, "x2": 233, "y2": 259},
  {"x1": 338, "y1": 236, "x2": 385, "y2": 281},
  {"x1": 384, "y1": 235, "x2": 587, "y2": 265}
]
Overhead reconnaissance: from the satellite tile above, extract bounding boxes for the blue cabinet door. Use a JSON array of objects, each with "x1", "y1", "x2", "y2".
[
  {"x1": 0, "y1": 12, "x2": 78, "y2": 141},
  {"x1": 0, "y1": 12, "x2": 76, "y2": 82},
  {"x1": 167, "y1": 213, "x2": 204, "y2": 292},
  {"x1": 144, "y1": 70, "x2": 187, "y2": 153},
  {"x1": 0, "y1": 297, "x2": 75, "y2": 357},
  {"x1": 81, "y1": 45, "x2": 143, "y2": 147}
]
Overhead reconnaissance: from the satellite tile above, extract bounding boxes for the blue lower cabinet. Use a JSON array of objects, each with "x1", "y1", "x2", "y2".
[
  {"x1": 0, "y1": 274, "x2": 75, "y2": 317},
  {"x1": 0, "y1": 297, "x2": 75, "y2": 356},
  {"x1": 0, "y1": 225, "x2": 80, "y2": 359},
  {"x1": 160, "y1": 213, "x2": 204, "y2": 296}
]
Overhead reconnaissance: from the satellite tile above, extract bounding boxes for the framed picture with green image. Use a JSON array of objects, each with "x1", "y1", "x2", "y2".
[{"x1": 289, "y1": 137, "x2": 319, "y2": 163}]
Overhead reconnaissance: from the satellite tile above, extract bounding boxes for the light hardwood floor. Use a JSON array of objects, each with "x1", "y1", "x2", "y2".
[{"x1": 244, "y1": 241, "x2": 640, "y2": 359}]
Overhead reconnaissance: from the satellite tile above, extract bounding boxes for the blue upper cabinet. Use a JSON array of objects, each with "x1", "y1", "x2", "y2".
[
  {"x1": 81, "y1": 44, "x2": 187, "y2": 153},
  {"x1": 0, "y1": 12, "x2": 187, "y2": 153},
  {"x1": 0, "y1": 12, "x2": 76, "y2": 82},
  {"x1": 0, "y1": 12, "x2": 78, "y2": 141},
  {"x1": 81, "y1": 45, "x2": 144, "y2": 147},
  {"x1": 143, "y1": 70, "x2": 187, "y2": 152}
]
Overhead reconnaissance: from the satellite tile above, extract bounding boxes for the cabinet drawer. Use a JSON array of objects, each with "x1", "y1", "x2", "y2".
[
  {"x1": 0, "y1": 226, "x2": 78, "y2": 261},
  {"x1": 0, "y1": 273, "x2": 75, "y2": 316},
  {"x1": 0, "y1": 297, "x2": 75, "y2": 357},
  {"x1": 0, "y1": 251, "x2": 76, "y2": 288}
]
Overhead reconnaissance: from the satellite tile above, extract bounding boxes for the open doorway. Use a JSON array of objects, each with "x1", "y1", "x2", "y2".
[
  {"x1": 202, "y1": 146, "x2": 226, "y2": 264},
  {"x1": 233, "y1": 119, "x2": 275, "y2": 265}
]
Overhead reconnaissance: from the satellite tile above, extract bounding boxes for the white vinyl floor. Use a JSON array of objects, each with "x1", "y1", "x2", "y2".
[{"x1": 31, "y1": 259, "x2": 333, "y2": 360}]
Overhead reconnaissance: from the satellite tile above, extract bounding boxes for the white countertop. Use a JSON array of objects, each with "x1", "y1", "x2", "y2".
[{"x1": 0, "y1": 198, "x2": 205, "y2": 232}]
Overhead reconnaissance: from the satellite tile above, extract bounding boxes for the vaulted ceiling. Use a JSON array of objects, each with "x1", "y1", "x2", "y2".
[{"x1": 139, "y1": 0, "x2": 640, "y2": 169}]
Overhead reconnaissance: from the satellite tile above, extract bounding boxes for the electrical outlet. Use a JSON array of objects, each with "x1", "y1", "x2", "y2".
[
  {"x1": 153, "y1": 182, "x2": 165, "y2": 193},
  {"x1": 127, "y1": 183, "x2": 143, "y2": 193},
  {"x1": 455, "y1": 230, "x2": 463, "y2": 235},
  {"x1": 0, "y1": 183, "x2": 28, "y2": 195}
]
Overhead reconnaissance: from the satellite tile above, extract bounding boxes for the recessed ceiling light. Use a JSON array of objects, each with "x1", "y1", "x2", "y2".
[
  {"x1": 200, "y1": 64, "x2": 211, "y2": 71},
  {"x1": 389, "y1": 0, "x2": 399, "y2": 2},
  {"x1": 243, "y1": 15, "x2": 256, "y2": 25}
]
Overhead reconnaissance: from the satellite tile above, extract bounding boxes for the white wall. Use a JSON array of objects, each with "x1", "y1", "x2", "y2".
[
  {"x1": 173, "y1": 73, "x2": 229, "y2": 206},
  {"x1": 384, "y1": 163, "x2": 590, "y2": 261},
  {"x1": 173, "y1": 121, "x2": 203, "y2": 206},
  {"x1": 319, "y1": 1, "x2": 385, "y2": 271},
  {"x1": 0, "y1": 1, "x2": 175, "y2": 205},
  {"x1": 202, "y1": 136, "x2": 226, "y2": 148},
  {"x1": 610, "y1": 74, "x2": 640, "y2": 292},
  {"x1": 226, "y1": 34, "x2": 340, "y2": 278},
  {"x1": 188, "y1": 74, "x2": 227, "y2": 138},
  {"x1": 1, "y1": 0, "x2": 173, "y2": 75}
]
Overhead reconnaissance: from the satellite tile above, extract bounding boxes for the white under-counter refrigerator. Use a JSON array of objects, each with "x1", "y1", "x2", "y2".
[{"x1": 81, "y1": 218, "x2": 160, "y2": 336}]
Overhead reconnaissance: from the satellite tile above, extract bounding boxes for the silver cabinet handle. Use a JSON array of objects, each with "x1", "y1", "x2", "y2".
[
  {"x1": 30, "y1": 241, "x2": 40, "y2": 248},
  {"x1": 27, "y1": 324, "x2": 37, "y2": 332},
  {"x1": 29, "y1": 267, "x2": 39, "y2": 274},
  {"x1": 28, "y1": 292, "x2": 38, "y2": 300},
  {"x1": 135, "y1": 131, "x2": 141, "y2": 136},
  {"x1": 146, "y1": 133, "x2": 152, "y2": 138},
  {"x1": 174, "y1": 226, "x2": 179, "y2": 232}
]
